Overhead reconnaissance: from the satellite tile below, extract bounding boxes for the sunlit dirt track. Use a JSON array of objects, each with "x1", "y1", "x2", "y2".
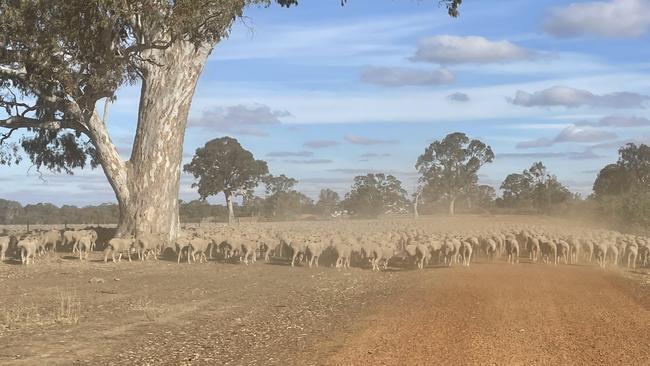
[
  {"x1": 315, "y1": 263, "x2": 650, "y2": 366},
  {"x1": 1, "y1": 256, "x2": 648, "y2": 366}
]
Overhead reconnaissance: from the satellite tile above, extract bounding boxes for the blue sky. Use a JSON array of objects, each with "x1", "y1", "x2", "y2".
[{"x1": 2, "y1": 0, "x2": 650, "y2": 206}]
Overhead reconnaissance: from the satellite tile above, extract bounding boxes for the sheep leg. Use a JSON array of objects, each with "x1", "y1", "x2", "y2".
[
  {"x1": 265, "y1": 248, "x2": 272, "y2": 263},
  {"x1": 291, "y1": 251, "x2": 299, "y2": 267}
]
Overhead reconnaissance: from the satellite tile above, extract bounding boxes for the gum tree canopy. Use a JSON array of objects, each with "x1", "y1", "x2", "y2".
[
  {"x1": 183, "y1": 137, "x2": 268, "y2": 224},
  {"x1": 416, "y1": 132, "x2": 494, "y2": 215},
  {"x1": 0, "y1": 1, "x2": 462, "y2": 239}
]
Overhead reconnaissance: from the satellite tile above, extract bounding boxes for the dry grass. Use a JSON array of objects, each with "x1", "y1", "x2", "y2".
[
  {"x1": 128, "y1": 297, "x2": 167, "y2": 321},
  {"x1": 55, "y1": 288, "x2": 81, "y2": 325},
  {"x1": 1, "y1": 288, "x2": 80, "y2": 330},
  {"x1": 2, "y1": 304, "x2": 42, "y2": 328}
]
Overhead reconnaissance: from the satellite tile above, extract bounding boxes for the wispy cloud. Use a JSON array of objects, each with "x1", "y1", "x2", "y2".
[
  {"x1": 213, "y1": 13, "x2": 443, "y2": 65},
  {"x1": 588, "y1": 135, "x2": 650, "y2": 149},
  {"x1": 544, "y1": 0, "x2": 650, "y2": 38},
  {"x1": 497, "y1": 150, "x2": 604, "y2": 160},
  {"x1": 517, "y1": 125, "x2": 618, "y2": 149},
  {"x1": 345, "y1": 134, "x2": 399, "y2": 145},
  {"x1": 189, "y1": 104, "x2": 291, "y2": 136},
  {"x1": 283, "y1": 159, "x2": 333, "y2": 164},
  {"x1": 303, "y1": 140, "x2": 341, "y2": 149},
  {"x1": 359, "y1": 66, "x2": 454, "y2": 87},
  {"x1": 497, "y1": 152, "x2": 566, "y2": 159},
  {"x1": 266, "y1": 151, "x2": 314, "y2": 157},
  {"x1": 410, "y1": 35, "x2": 538, "y2": 64},
  {"x1": 510, "y1": 86, "x2": 650, "y2": 109},
  {"x1": 575, "y1": 115, "x2": 650, "y2": 128},
  {"x1": 360, "y1": 153, "x2": 391, "y2": 158},
  {"x1": 447, "y1": 92, "x2": 470, "y2": 102}
]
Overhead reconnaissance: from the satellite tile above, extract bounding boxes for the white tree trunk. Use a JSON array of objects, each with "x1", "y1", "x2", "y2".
[
  {"x1": 413, "y1": 190, "x2": 421, "y2": 219},
  {"x1": 225, "y1": 191, "x2": 235, "y2": 225},
  {"x1": 90, "y1": 41, "x2": 211, "y2": 240},
  {"x1": 449, "y1": 196, "x2": 457, "y2": 216}
]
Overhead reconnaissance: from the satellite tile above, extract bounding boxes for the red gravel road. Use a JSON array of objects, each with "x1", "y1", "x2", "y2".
[
  {"x1": 311, "y1": 264, "x2": 650, "y2": 366},
  {"x1": 1, "y1": 260, "x2": 648, "y2": 366}
]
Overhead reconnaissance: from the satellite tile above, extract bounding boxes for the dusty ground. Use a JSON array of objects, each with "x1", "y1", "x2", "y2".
[{"x1": 1, "y1": 217, "x2": 649, "y2": 366}]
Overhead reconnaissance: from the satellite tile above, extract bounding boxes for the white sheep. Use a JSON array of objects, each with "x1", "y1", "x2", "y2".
[
  {"x1": 0, "y1": 236, "x2": 10, "y2": 261},
  {"x1": 17, "y1": 238, "x2": 38, "y2": 265},
  {"x1": 104, "y1": 237, "x2": 134, "y2": 263}
]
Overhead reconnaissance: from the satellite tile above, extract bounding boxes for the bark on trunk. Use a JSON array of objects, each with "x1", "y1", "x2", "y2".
[
  {"x1": 225, "y1": 191, "x2": 235, "y2": 225},
  {"x1": 95, "y1": 41, "x2": 211, "y2": 240},
  {"x1": 449, "y1": 196, "x2": 457, "y2": 216}
]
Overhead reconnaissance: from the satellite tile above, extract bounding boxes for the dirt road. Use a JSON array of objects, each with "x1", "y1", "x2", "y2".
[
  {"x1": 317, "y1": 264, "x2": 650, "y2": 366},
  {"x1": 1, "y1": 259, "x2": 648, "y2": 366}
]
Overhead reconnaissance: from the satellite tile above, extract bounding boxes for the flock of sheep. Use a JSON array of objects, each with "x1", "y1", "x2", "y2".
[{"x1": 1, "y1": 221, "x2": 649, "y2": 271}]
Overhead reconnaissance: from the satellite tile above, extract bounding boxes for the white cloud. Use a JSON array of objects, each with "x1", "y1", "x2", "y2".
[
  {"x1": 359, "y1": 66, "x2": 454, "y2": 87},
  {"x1": 544, "y1": 0, "x2": 650, "y2": 38},
  {"x1": 517, "y1": 125, "x2": 618, "y2": 149},
  {"x1": 555, "y1": 125, "x2": 618, "y2": 143},
  {"x1": 188, "y1": 71, "x2": 650, "y2": 126},
  {"x1": 189, "y1": 104, "x2": 291, "y2": 136},
  {"x1": 410, "y1": 35, "x2": 537, "y2": 64},
  {"x1": 510, "y1": 86, "x2": 650, "y2": 109}
]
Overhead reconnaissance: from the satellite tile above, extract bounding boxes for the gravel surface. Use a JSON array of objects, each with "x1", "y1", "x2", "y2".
[{"x1": 1, "y1": 248, "x2": 648, "y2": 365}]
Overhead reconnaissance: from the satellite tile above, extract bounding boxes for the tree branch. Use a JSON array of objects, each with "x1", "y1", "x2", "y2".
[
  {"x1": 0, "y1": 65, "x2": 27, "y2": 78},
  {"x1": 0, "y1": 127, "x2": 17, "y2": 144},
  {"x1": 0, "y1": 115, "x2": 86, "y2": 133}
]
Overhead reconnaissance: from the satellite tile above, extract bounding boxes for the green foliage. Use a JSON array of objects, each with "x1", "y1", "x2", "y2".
[
  {"x1": 499, "y1": 161, "x2": 571, "y2": 212},
  {"x1": 20, "y1": 131, "x2": 97, "y2": 174},
  {"x1": 343, "y1": 173, "x2": 409, "y2": 218},
  {"x1": 0, "y1": 201, "x2": 119, "y2": 225},
  {"x1": 184, "y1": 137, "x2": 268, "y2": 200},
  {"x1": 0, "y1": 0, "x2": 302, "y2": 174},
  {"x1": 263, "y1": 190, "x2": 314, "y2": 220},
  {"x1": 260, "y1": 174, "x2": 309, "y2": 219},
  {"x1": 592, "y1": 143, "x2": 650, "y2": 233},
  {"x1": 0, "y1": 199, "x2": 243, "y2": 225},
  {"x1": 500, "y1": 172, "x2": 531, "y2": 207},
  {"x1": 416, "y1": 132, "x2": 494, "y2": 213},
  {"x1": 315, "y1": 188, "x2": 340, "y2": 216},
  {"x1": 262, "y1": 174, "x2": 297, "y2": 196},
  {"x1": 594, "y1": 143, "x2": 649, "y2": 196},
  {"x1": 467, "y1": 184, "x2": 496, "y2": 210}
]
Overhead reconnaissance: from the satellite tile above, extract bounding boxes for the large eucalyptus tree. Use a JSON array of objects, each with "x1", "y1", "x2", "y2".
[{"x1": 416, "y1": 132, "x2": 494, "y2": 215}]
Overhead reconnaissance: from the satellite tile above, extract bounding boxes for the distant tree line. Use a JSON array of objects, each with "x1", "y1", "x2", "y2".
[{"x1": 2, "y1": 134, "x2": 647, "y2": 234}]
